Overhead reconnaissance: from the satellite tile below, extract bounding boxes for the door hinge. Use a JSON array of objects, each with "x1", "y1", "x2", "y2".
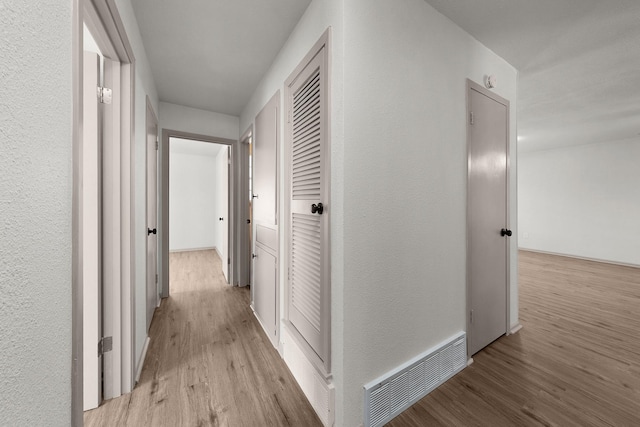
[
  {"x1": 156, "y1": 273, "x2": 158, "y2": 284},
  {"x1": 228, "y1": 258, "x2": 231, "y2": 265},
  {"x1": 97, "y1": 87, "x2": 113, "y2": 104},
  {"x1": 470, "y1": 111, "x2": 474, "y2": 125},
  {"x1": 470, "y1": 310, "x2": 474, "y2": 324},
  {"x1": 98, "y1": 336, "x2": 113, "y2": 356},
  {"x1": 155, "y1": 139, "x2": 159, "y2": 150}
]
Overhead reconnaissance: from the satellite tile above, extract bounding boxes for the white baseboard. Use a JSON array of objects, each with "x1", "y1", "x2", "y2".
[
  {"x1": 519, "y1": 248, "x2": 639, "y2": 269},
  {"x1": 169, "y1": 246, "x2": 216, "y2": 253},
  {"x1": 135, "y1": 336, "x2": 150, "y2": 384},
  {"x1": 510, "y1": 323, "x2": 523, "y2": 334},
  {"x1": 282, "y1": 327, "x2": 335, "y2": 427}
]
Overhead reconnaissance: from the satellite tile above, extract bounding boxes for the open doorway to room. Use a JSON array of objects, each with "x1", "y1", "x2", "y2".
[{"x1": 168, "y1": 137, "x2": 230, "y2": 293}]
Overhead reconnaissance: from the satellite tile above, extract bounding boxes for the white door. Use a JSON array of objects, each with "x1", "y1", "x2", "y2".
[
  {"x1": 146, "y1": 100, "x2": 158, "y2": 331},
  {"x1": 252, "y1": 93, "x2": 279, "y2": 346},
  {"x1": 221, "y1": 146, "x2": 229, "y2": 282},
  {"x1": 101, "y1": 56, "x2": 122, "y2": 400},
  {"x1": 285, "y1": 37, "x2": 330, "y2": 366},
  {"x1": 468, "y1": 81, "x2": 510, "y2": 356},
  {"x1": 83, "y1": 51, "x2": 102, "y2": 410},
  {"x1": 254, "y1": 245, "x2": 277, "y2": 339}
]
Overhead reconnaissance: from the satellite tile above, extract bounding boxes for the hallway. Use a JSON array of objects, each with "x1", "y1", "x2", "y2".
[{"x1": 84, "y1": 250, "x2": 321, "y2": 426}]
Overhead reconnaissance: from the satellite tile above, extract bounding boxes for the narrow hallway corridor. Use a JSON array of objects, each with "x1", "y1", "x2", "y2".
[{"x1": 84, "y1": 250, "x2": 321, "y2": 426}]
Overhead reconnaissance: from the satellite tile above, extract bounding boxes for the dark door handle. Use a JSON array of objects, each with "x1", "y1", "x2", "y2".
[
  {"x1": 501, "y1": 228, "x2": 512, "y2": 237},
  {"x1": 147, "y1": 228, "x2": 157, "y2": 235},
  {"x1": 219, "y1": 217, "x2": 224, "y2": 221},
  {"x1": 311, "y1": 203, "x2": 324, "y2": 215},
  {"x1": 246, "y1": 219, "x2": 251, "y2": 224}
]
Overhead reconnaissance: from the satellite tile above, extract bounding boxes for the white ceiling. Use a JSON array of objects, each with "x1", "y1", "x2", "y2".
[
  {"x1": 424, "y1": 0, "x2": 640, "y2": 152},
  {"x1": 133, "y1": 1, "x2": 639, "y2": 152},
  {"x1": 131, "y1": 0, "x2": 312, "y2": 116}
]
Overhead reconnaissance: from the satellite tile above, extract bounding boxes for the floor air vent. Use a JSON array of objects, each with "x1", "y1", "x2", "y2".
[{"x1": 364, "y1": 332, "x2": 466, "y2": 427}]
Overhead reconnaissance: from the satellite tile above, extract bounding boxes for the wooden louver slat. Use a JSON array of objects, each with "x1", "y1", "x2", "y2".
[
  {"x1": 291, "y1": 213, "x2": 322, "y2": 330},
  {"x1": 292, "y1": 68, "x2": 322, "y2": 201}
]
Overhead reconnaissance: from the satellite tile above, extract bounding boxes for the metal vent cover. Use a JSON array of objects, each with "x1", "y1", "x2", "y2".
[{"x1": 364, "y1": 333, "x2": 467, "y2": 427}]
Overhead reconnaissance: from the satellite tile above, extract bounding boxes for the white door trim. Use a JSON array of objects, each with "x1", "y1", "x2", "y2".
[
  {"x1": 73, "y1": 0, "x2": 136, "y2": 421},
  {"x1": 465, "y1": 78, "x2": 511, "y2": 360},
  {"x1": 160, "y1": 129, "x2": 239, "y2": 298}
]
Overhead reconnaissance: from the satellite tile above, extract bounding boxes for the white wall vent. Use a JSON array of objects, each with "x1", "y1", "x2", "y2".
[{"x1": 363, "y1": 332, "x2": 467, "y2": 427}]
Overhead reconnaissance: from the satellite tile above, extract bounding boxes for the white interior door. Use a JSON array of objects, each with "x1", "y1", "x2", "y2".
[
  {"x1": 83, "y1": 51, "x2": 102, "y2": 410},
  {"x1": 221, "y1": 146, "x2": 229, "y2": 282},
  {"x1": 101, "y1": 55, "x2": 122, "y2": 400},
  {"x1": 286, "y1": 42, "x2": 330, "y2": 365},
  {"x1": 146, "y1": 101, "x2": 158, "y2": 331},
  {"x1": 468, "y1": 81, "x2": 510, "y2": 356},
  {"x1": 252, "y1": 92, "x2": 279, "y2": 346},
  {"x1": 254, "y1": 245, "x2": 277, "y2": 338}
]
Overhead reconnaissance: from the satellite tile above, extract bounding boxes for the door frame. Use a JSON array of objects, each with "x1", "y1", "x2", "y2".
[
  {"x1": 73, "y1": 0, "x2": 136, "y2": 422},
  {"x1": 465, "y1": 78, "x2": 511, "y2": 361},
  {"x1": 160, "y1": 129, "x2": 239, "y2": 298}
]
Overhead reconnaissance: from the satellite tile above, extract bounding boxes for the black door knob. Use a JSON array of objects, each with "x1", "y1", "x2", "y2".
[
  {"x1": 219, "y1": 217, "x2": 224, "y2": 221},
  {"x1": 311, "y1": 203, "x2": 324, "y2": 215},
  {"x1": 147, "y1": 228, "x2": 157, "y2": 235},
  {"x1": 501, "y1": 228, "x2": 512, "y2": 237}
]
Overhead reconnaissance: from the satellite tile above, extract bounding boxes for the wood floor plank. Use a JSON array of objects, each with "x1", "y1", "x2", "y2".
[
  {"x1": 84, "y1": 249, "x2": 321, "y2": 427},
  {"x1": 389, "y1": 250, "x2": 640, "y2": 426}
]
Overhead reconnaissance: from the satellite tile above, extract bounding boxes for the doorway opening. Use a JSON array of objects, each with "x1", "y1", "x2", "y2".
[
  {"x1": 168, "y1": 137, "x2": 231, "y2": 292},
  {"x1": 160, "y1": 129, "x2": 243, "y2": 300},
  {"x1": 75, "y1": 0, "x2": 136, "y2": 419}
]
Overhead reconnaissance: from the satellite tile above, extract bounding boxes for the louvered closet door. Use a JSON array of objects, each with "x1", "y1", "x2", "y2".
[{"x1": 287, "y1": 46, "x2": 329, "y2": 363}]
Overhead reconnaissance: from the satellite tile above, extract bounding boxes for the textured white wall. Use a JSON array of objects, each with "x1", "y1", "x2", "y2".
[
  {"x1": 159, "y1": 102, "x2": 239, "y2": 141},
  {"x1": 169, "y1": 145, "x2": 219, "y2": 251},
  {"x1": 519, "y1": 138, "x2": 640, "y2": 266},
  {"x1": 342, "y1": 1, "x2": 518, "y2": 425},
  {"x1": 115, "y1": 0, "x2": 160, "y2": 371},
  {"x1": 0, "y1": 1, "x2": 72, "y2": 425},
  {"x1": 239, "y1": 0, "x2": 345, "y2": 422}
]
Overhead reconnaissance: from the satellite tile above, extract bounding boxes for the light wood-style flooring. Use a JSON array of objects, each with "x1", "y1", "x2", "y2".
[
  {"x1": 389, "y1": 250, "x2": 640, "y2": 426},
  {"x1": 84, "y1": 249, "x2": 322, "y2": 427}
]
